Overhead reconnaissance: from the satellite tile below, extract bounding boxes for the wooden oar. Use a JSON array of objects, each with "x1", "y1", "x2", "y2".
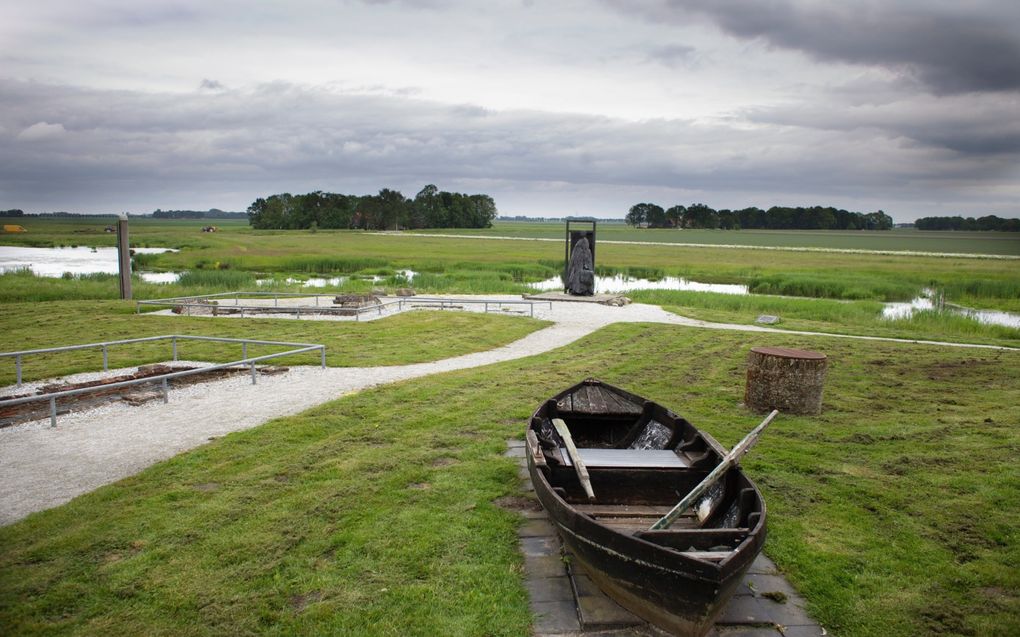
[
  {"x1": 650, "y1": 410, "x2": 778, "y2": 531},
  {"x1": 552, "y1": 418, "x2": 596, "y2": 502}
]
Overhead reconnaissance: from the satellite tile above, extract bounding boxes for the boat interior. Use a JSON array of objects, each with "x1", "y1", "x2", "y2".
[{"x1": 529, "y1": 387, "x2": 764, "y2": 562}]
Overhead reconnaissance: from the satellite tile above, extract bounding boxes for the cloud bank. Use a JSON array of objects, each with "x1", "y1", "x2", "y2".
[{"x1": 1, "y1": 1, "x2": 1018, "y2": 220}]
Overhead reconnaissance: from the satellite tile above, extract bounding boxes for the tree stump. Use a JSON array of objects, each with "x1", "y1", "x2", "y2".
[{"x1": 744, "y1": 347, "x2": 827, "y2": 415}]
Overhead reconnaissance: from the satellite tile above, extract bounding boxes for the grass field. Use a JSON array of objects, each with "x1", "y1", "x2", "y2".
[
  {"x1": 7, "y1": 217, "x2": 1020, "y2": 256},
  {"x1": 408, "y1": 222, "x2": 1020, "y2": 256},
  {"x1": 1, "y1": 218, "x2": 1018, "y2": 635},
  {"x1": 3, "y1": 217, "x2": 1019, "y2": 313},
  {"x1": 1, "y1": 323, "x2": 1017, "y2": 636},
  {"x1": 0, "y1": 301, "x2": 547, "y2": 386}
]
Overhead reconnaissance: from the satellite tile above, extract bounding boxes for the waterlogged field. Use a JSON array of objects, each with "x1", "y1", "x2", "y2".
[
  {"x1": 409, "y1": 221, "x2": 1020, "y2": 256},
  {"x1": 2, "y1": 216, "x2": 1019, "y2": 346},
  {"x1": 0, "y1": 324, "x2": 1017, "y2": 637}
]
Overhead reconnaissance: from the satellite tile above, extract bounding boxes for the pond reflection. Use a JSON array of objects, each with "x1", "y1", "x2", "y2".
[
  {"x1": 529, "y1": 273, "x2": 748, "y2": 295},
  {"x1": 0, "y1": 246, "x2": 176, "y2": 278}
]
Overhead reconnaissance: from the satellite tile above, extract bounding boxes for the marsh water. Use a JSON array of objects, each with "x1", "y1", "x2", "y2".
[
  {"x1": 0, "y1": 246, "x2": 177, "y2": 283},
  {"x1": 882, "y1": 295, "x2": 1020, "y2": 328},
  {"x1": 528, "y1": 273, "x2": 748, "y2": 295},
  {"x1": 2, "y1": 246, "x2": 1017, "y2": 328}
]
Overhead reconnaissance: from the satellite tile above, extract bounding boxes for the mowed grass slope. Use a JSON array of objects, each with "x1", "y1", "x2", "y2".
[
  {"x1": 0, "y1": 301, "x2": 548, "y2": 385},
  {"x1": 1, "y1": 324, "x2": 1017, "y2": 636}
]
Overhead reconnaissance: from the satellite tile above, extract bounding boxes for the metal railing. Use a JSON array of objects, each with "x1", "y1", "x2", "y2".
[
  {"x1": 0, "y1": 335, "x2": 326, "y2": 427},
  {"x1": 137, "y1": 292, "x2": 396, "y2": 321},
  {"x1": 395, "y1": 297, "x2": 552, "y2": 317},
  {"x1": 137, "y1": 292, "x2": 552, "y2": 319}
]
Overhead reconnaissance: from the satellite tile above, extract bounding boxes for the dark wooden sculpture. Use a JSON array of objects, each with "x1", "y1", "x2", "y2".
[{"x1": 566, "y1": 236, "x2": 595, "y2": 295}]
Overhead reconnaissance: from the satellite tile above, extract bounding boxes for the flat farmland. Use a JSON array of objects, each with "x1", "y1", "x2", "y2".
[{"x1": 412, "y1": 222, "x2": 1020, "y2": 256}]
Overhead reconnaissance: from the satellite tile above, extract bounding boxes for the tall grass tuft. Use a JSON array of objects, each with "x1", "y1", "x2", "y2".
[
  {"x1": 630, "y1": 289, "x2": 887, "y2": 323},
  {"x1": 176, "y1": 269, "x2": 257, "y2": 288},
  {"x1": 404, "y1": 270, "x2": 531, "y2": 294},
  {"x1": 748, "y1": 273, "x2": 918, "y2": 301},
  {"x1": 275, "y1": 257, "x2": 390, "y2": 273}
]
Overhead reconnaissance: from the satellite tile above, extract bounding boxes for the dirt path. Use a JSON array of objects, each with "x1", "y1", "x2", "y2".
[{"x1": 1, "y1": 298, "x2": 1014, "y2": 525}]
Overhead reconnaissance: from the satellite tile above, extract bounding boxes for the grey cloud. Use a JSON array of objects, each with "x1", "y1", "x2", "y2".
[
  {"x1": 0, "y1": 79, "x2": 1015, "y2": 218},
  {"x1": 646, "y1": 44, "x2": 697, "y2": 68},
  {"x1": 743, "y1": 91, "x2": 1020, "y2": 159},
  {"x1": 199, "y1": 79, "x2": 225, "y2": 91},
  {"x1": 613, "y1": 0, "x2": 1020, "y2": 94}
]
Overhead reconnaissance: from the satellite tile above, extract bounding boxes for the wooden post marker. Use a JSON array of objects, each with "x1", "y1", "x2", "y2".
[{"x1": 745, "y1": 347, "x2": 827, "y2": 415}]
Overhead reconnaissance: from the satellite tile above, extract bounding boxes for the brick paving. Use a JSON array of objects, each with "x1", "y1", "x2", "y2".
[{"x1": 505, "y1": 441, "x2": 826, "y2": 637}]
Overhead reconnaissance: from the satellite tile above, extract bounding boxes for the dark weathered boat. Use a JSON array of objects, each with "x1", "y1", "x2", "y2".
[{"x1": 525, "y1": 378, "x2": 767, "y2": 636}]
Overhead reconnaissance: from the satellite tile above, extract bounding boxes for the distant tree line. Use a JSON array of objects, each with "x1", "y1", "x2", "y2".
[
  {"x1": 2, "y1": 209, "x2": 24, "y2": 217},
  {"x1": 914, "y1": 215, "x2": 1019, "y2": 232},
  {"x1": 247, "y1": 185, "x2": 497, "y2": 230},
  {"x1": 625, "y1": 203, "x2": 894, "y2": 231},
  {"x1": 152, "y1": 208, "x2": 247, "y2": 219}
]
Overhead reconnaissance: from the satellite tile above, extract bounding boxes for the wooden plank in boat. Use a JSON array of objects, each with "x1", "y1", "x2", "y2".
[
  {"x1": 599, "y1": 517, "x2": 697, "y2": 533},
  {"x1": 559, "y1": 448, "x2": 690, "y2": 469},
  {"x1": 601, "y1": 388, "x2": 641, "y2": 414},
  {"x1": 574, "y1": 503, "x2": 686, "y2": 518},
  {"x1": 586, "y1": 384, "x2": 610, "y2": 414},
  {"x1": 681, "y1": 550, "x2": 733, "y2": 562},
  {"x1": 572, "y1": 386, "x2": 593, "y2": 413}
]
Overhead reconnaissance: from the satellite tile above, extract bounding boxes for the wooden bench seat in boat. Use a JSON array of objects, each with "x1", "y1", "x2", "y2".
[{"x1": 557, "y1": 448, "x2": 691, "y2": 469}]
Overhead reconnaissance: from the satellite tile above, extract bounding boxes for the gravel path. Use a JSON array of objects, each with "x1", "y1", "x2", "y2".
[{"x1": 1, "y1": 297, "x2": 1014, "y2": 525}]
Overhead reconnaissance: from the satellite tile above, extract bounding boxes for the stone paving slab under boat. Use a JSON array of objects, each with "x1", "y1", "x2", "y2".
[{"x1": 509, "y1": 440, "x2": 825, "y2": 637}]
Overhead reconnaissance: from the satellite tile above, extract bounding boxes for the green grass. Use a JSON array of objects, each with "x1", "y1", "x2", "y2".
[
  {"x1": 629, "y1": 290, "x2": 1020, "y2": 348},
  {"x1": 410, "y1": 222, "x2": 1020, "y2": 256},
  {"x1": 4, "y1": 217, "x2": 1020, "y2": 310},
  {"x1": 0, "y1": 301, "x2": 548, "y2": 385},
  {"x1": 0, "y1": 324, "x2": 1017, "y2": 636}
]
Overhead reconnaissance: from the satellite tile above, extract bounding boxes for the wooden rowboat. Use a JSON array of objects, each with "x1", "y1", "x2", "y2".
[{"x1": 525, "y1": 378, "x2": 767, "y2": 636}]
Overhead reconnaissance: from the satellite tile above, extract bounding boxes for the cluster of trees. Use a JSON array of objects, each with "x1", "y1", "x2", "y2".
[
  {"x1": 247, "y1": 185, "x2": 497, "y2": 230},
  {"x1": 625, "y1": 203, "x2": 894, "y2": 231},
  {"x1": 152, "y1": 208, "x2": 246, "y2": 219},
  {"x1": 2, "y1": 209, "x2": 24, "y2": 216},
  {"x1": 915, "y1": 215, "x2": 1019, "y2": 232}
]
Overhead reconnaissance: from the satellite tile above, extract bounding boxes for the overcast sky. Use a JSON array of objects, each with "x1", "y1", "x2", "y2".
[{"x1": 2, "y1": 0, "x2": 1019, "y2": 222}]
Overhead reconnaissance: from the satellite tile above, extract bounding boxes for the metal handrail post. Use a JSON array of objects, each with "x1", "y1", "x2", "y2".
[
  {"x1": 50, "y1": 397, "x2": 57, "y2": 427},
  {"x1": 242, "y1": 342, "x2": 247, "y2": 359},
  {"x1": 162, "y1": 378, "x2": 169, "y2": 403},
  {"x1": 16, "y1": 354, "x2": 22, "y2": 387},
  {"x1": 250, "y1": 361, "x2": 257, "y2": 384},
  {"x1": 102, "y1": 345, "x2": 108, "y2": 371},
  {"x1": 172, "y1": 336, "x2": 178, "y2": 361},
  {"x1": 320, "y1": 347, "x2": 326, "y2": 369}
]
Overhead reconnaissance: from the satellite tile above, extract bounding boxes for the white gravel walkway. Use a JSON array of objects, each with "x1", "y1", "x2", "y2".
[{"x1": 1, "y1": 296, "x2": 1014, "y2": 526}]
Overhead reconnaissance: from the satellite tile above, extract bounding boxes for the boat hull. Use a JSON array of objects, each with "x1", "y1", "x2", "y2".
[{"x1": 526, "y1": 379, "x2": 767, "y2": 637}]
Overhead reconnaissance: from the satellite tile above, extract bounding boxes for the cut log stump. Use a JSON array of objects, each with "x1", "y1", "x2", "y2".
[{"x1": 744, "y1": 347, "x2": 827, "y2": 415}]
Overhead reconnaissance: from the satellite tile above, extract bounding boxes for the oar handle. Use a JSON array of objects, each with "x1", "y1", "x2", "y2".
[{"x1": 650, "y1": 410, "x2": 778, "y2": 531}]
